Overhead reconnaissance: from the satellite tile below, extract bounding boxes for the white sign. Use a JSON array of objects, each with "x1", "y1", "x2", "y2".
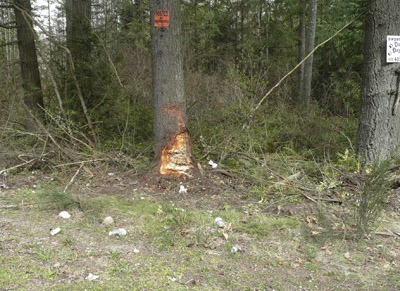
[{"x1": 387, "y1": 35, "x2": 400, "y2": 63}]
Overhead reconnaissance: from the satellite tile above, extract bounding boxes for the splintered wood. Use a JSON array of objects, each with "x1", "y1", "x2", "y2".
[{"x1": 159, "y1": 131, "x2": 192, "y2": 177}]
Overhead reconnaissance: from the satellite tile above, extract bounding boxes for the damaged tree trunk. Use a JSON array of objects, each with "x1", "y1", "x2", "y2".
[{"x1": 151, "y1": 0, "x2": 193, "y2": 177}]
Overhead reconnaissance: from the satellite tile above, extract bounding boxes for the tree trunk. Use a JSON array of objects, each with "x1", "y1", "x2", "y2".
[
  {"x1": 13, "y1": 0, "x2": 44, "y2": 131},
  {"x1": 65, "y1": 0, "x2": 93, "y2": 111},
  {"x1": 358, "y1": 0, "x2": 400, "y2": 164},
  {"x1": 297, "y1": 0, "x2": 306, "y2": 99},
  {"x1": 151, "y1": 0, "x2": 193, "y2": 178},
  {"x1": 298, "y1": 0, "x2": 317, "y2": 107}
]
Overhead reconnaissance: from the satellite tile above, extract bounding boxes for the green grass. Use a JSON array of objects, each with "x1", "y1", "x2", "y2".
[{"x1": 0, "y1": 182, "x2": 399, "y2": 290}]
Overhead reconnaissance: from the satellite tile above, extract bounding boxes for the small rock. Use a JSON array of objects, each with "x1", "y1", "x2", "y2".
[
  {"x1": 58, "y1": 211, "x2": 71, "y2": 219},
  {"x1": 102, "y1": 216, "x2": 114, "y2": 225},
  {"x1": 53, "y1": 262, "x2": 61, "y2": 268},
  {"x1": 214, "y1": 217, "x2": 225, "y2": 228},
  {"x1": 231, "y1": 245, "x2": 241, "y2": 253},
  {"x1": 85, "y1": 273, "x2": 99, "y2": 281},
  {"x1": 50, "y1": 227, "x2": 61, "y2": 236}
]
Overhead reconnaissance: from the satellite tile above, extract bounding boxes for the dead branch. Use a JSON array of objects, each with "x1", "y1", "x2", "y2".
[
  {"x1": 374, "y1": 231, "x2": 400, "y2": 238},
  {"x1": 93, "y1": 32, "x2": 123, "y2": 88},
  {"x1": 40, "y1": 106, "x2": 94, "y2": 151},
  {"x1": 0, "y1": 158, "x2": 36, "y2": 175},
  {"x1": 63, "y1": 163, "x2": 84, "y2": 193},
  {"x1": 53, "y1": 158, "x2": 108, "y2": 168},
  {"x1": 24, "y1": 104, "x2": 76, "y2": 161}
]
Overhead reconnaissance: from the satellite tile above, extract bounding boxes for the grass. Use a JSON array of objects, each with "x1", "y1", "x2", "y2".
[{"x1": 0, "y1": 174, "x2": 399, "y2": 290}]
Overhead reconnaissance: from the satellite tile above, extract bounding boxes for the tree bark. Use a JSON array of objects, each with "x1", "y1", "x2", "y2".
[
  {"x1": 13, "y1": 0, "x2": 44, "y2": 131},
  {"x1": 298, "y1": 0, "x2": 317, "y2": 107},
  {"x1": 65, "y1": 0, "x2": 93, "y2": 111},
  {"x1": 151, "y1": 0, "x2": 193, "y2": 178},
  {"x1": 358, "y1": 0, "x2": 400, "y2": 164},
  {"x1": 297, "y1": 0, "x2": 306, "y2": 99}
]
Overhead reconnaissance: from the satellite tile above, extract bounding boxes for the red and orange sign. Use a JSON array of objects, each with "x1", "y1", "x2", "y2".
[{"x1": 154, "y1": 10, "x2": 170, "y2": 27}]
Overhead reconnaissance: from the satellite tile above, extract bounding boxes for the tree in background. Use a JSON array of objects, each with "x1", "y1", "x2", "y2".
[
  {"x1": 358, "y1": 0, "x2": 400, "y2": 164},
  {"x1": 13, "y1": 0, "x2": 44, "y2": 131},
  {"x1": 150, "y1": 0, "x2": 193, "y2": 177},
  {"x1": 298, "y1": 0, "x2": 317, "y2": 106},
  {"x1": 65, "y1": 0, "x2": 93, "y2": 116}
]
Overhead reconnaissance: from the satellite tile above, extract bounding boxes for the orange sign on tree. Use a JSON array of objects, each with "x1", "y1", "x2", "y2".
[{"x1": 154, "y1": 10, "x2": 170, "y2": 27}]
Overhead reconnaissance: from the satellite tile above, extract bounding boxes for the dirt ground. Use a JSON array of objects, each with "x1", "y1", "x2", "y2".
[{"x1": 1, "y1": 168, "x2": 400, "y2": 290}]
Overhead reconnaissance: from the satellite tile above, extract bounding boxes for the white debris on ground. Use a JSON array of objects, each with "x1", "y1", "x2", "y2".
[
  {"x1": 109, "y1": 228, "x2": 127, "y2": 236},
  {"x1": 214, "y1": 217, "x2": 225, "y2": 228},
  {"x1": 50, "y1": 227, "x2": 61, "y2": 236},
  {"x1": 231, "y1": 245, "x2": 241, "y2": 253},
  {"x1": 85, "y1": 273, "x2": 100, "y2": 281},
  {"x1": 58, "y1": 211, "x2": 71, "y2": 219},
  {"x1": 208, "y1": 160, "x2": 218, "y2": 169},
  {"x1": 179, "y1": 184, "x2": 187, "y2": 194}
]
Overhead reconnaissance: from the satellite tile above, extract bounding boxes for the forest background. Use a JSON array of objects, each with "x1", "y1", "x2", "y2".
[{"x1": 0, "y1": 0, "x2": 365, "y2": 164}]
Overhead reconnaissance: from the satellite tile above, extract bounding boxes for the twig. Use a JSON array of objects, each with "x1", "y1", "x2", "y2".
[
  {"x1": 93, "y1": 32, "x2": 124, "y2": 87},
  {"x1": 40, "y1": 106, "x2": 94, "y2": 151},
  {"x1": 23, "y1": 103, "x2": 76, "y2": 161},
  {"x1": 64, "y1": 163, "x2": 84, "y2": 193},
  {"x1": 0, "y1": 159, "x2": 36, "y2": 175},
  {"x1": 299, "y1": 192, "x2": 318, "y2": 203},
  {"x1": 374, "y1": 231, "x2": 400, "y2": 238},
  {"x1": 243, "y1": 12, "x2": 366, "y2": 129},
  {"x1": 53, "y1": 158, "x2": 107, "y2": 168}
]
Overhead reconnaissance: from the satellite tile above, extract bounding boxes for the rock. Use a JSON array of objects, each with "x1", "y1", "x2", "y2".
[
  {"x1": 102, "y1": 216, "x2": 114, "y2": 225},
  {"x1": 50, "y1": 227, "x2": 61, "y2": 236},
  {"x1": 58, "y1": 211, "x2": 71, "y2": 219}
]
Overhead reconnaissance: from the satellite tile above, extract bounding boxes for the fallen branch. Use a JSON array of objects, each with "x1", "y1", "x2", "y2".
[
  {"x1": 53, "y1": 158, "x2": 108, "y2": 168},
  {"x1": 374, "y1": 230, "x2": 400, "y2": 238},
  {"x1": 64, "y1": 163, "x2": 84, "y2": 193},
  {"x1": 0, "y1": 158, "x2": 36, "y2": 175}
]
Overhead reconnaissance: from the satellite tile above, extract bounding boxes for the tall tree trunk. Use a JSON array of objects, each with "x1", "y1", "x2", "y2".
[
  {"x1": 65, "y1": 0, "x2": 93, "y2": 111},
  {"x1": 358, "y1": 0, "x2": 400, "y2": 164},
  {"x1": 298, "y1": 0, "x2": 317, "y2": 107},
  {"x1": 13, "y1": 0, "x2": 44, "y2": 131},
  {"x1": 297, "y1": 0, "x2": 306, "y2": 100},
  {"x1": 151, "y1": 0, "x2": 193, "y2": 178}
]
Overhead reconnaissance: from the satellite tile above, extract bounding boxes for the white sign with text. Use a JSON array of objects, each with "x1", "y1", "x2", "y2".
[{"x1": 387, "y1": 35, "x2": 400, "y2": 63}]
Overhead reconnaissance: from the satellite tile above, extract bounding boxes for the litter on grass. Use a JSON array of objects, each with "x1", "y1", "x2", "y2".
[
  {"x1": 50, "y1": 227, "x2": 61, "y2": 236},
  {"x1": 109, "y1": 228, "x2": 127, "y2": 236},
  {"x1": 58, "y1": 211, "x2": 71, "y2": 219}
]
